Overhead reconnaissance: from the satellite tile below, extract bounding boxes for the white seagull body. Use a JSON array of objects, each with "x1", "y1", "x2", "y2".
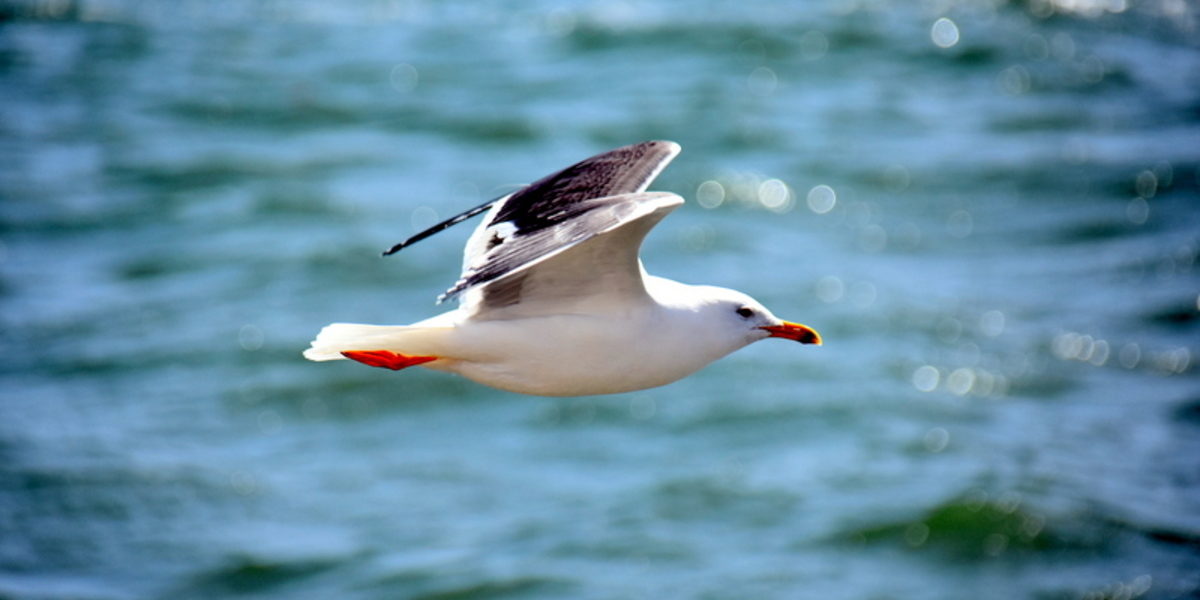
[{"x1": 304, "y1": 141, "x2": 820, "y2": 397}]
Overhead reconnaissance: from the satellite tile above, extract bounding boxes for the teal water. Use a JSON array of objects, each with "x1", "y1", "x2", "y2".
[{"x1": 2, "y1": 1, "x2": 1199, "y2": 598}]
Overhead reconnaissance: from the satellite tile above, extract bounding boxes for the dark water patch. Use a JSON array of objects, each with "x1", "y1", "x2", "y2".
[
  {"x1": 949, "y1": 44, "x2": 1002, "y2": 67},
  {"x1": 833, "y1": 496, "x2": 1108, "y2": 561},
  {"x1": 430, "y1": 113, "x2": 542, "y2": 145},
  {"x1": 671, "y1": 401, "x2": 848, "y2": 436},
  {"x1": 1017, "y1": 59, "x2": 1136, "y2": 96},
  {"x1": 176, "y1": 554, "x2": 343, "y2": 597},
  {"x1": 528, "y1": 396, "x2": 650, "y2": 429},
  {"x1": 823, "y1": 19, "x2": 890, "y2": 52},
  {"x1": 564, "y1": 21, "x2": 796, "y2": 57},
  {"x1": 407, "y1": 576, "x2": 570, "y2": 600},
  {"x1": 252, "y1": 188, "x2": 347, "y2": 218},
  {"x1": 107, "y1": 159, "x2": 276, "y2": 193},
  {"x1": 1004, "y1": 368, "x2": 1078, "y2": 401},
  {"x1": 988, "y1": 110, "x2": 1097, "y2": 133},
  {"x1": 935, "y1": 160, "x2": 1158, "y2": 203},
  {"x1": 549, "y1": 531, "x2": 694, "y2": 563},
  {"x1": 302, "y1": 105, "x2": 544, "y2": 144},
  {"x1": 363, "y1": 569, "x2": 570, "y2": 600},
  {"x1": 0, "y1": 463, "x2": 221, "y2": 574},
  {"x1": 7, "y1": 343, "x2": 202, "y2": 378},
  {"x1": 117, "y1": 254, "x2": 206, "y2": 281},
  {"x1": 1172, "y1": 397, "x2": 1200, "y2": 427},
  {"x1": 1049, "y1": 219, "x2": 1141, "y2": 245},
  {"x1": 1090, "y1": 508, "x2": 1200, "y2": 562},
  {"x1": 0, "y1": 196, "x2": 157, "y2": 235},
  {"x1": 301, "y1": 245, "x2": 435, "y2": 289},
  {"x1": 163, "y1": 99, "x2": 365, "y2": 131},
  {"x1": 228, "y1": 367, "x2": 490, "y2": 423},
  {"x1": 651, "y1": 475, "x2": 800, "y2": 527},
  {"x1": 1139, "y1": 523, "x2": 1200, "y2": 552},
  {"x1": 584, "y1": 120, "x2": 788, "y2": 155},
  {"x1": 0, "y1": 0, "x2": 85, "y2": 23},
  {"x1": 106, "y1": 154, "x2": 371, "y2": 193},
  {"x1": 5, "y1": 306, "x2": 271, "y2": 378},
  {"x1": 907, "y1": 41, "x2": 1007, "y2": 70},
  {"x1": 1143, "y1": 301, "x2": 1199, "y2": 330}
]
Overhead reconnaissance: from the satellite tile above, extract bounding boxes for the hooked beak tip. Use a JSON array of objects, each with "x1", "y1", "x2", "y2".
[{"x1": 760, "y1": 321, "x2": 822, "y2": 345}]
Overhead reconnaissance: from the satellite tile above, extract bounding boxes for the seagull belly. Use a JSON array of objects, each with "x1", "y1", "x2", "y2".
[{"x1": 441, "y1": 313, "x2": 717, "y2": 397}]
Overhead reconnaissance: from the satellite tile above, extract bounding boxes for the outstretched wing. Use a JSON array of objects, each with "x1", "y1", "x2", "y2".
[
  {"x1": 444, "y1": 140, "x2": 681, "y2": 307},
  {"x1": 460, "y1": 191, "x2": 684, "y2": 318}
]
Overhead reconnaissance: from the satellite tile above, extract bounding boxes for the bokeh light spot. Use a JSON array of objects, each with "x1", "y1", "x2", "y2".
[
  {"x1": 229, "y1": 471, "x2": 259, "y2": 496},
  {"x1": 799, "y1": 30, "x2": 828, "y2": 61},
  {"x1": 947, "y1": 209, "x2": 973, "y2": 238},
  {"x1": 980, "y1": 310, "x2": 1005, "y2": 337},
  {"x1": 696, "y1": 180, "x2": 725, "y2": 209},
  {"x1": 679, "y1": 224, "x2": 715, "y2": 252},
  {"x1": 238, "y1": 324, "x2": 264, "y2": 351},
  {"x1": 1089, "y1": 340, "x2": 1110, "y2": 366},
  {"x1": 389, "y1": 63, "x2": 419, "y2": 93},
  {"x1": 984, "y1": 533, "x2": 1009, "y2": 557},
  {"x1": 1051, "y1": 32, "x2": 1075, "y2": 61},
  {"x1": 912, "y1": 365, "x2": 940, "y2": 392},
  {"x1": 998, "y1": 65, "x2": 1031, "y2": 95},
  {"x1": 747, "y1": 66, "x2": 778, "y2": 96},
  {"x1": 923, "y1": 427, "x2": 950, "y2": 452},
  {"x1": 931, "y1": 18, "x2": 960, "y2": 48},
  {"x1": 848, "y1": 280, "x2": 877, "y2": 308},
  {"x1": 905, "y1": 522, "x2": 931, "y2": 547},
  {"x1": 1135, "y1": 170, "x2": 1158, "y2": 198},
  {"x1": 816, "y1": 276, "x2": 844, "y2": 303},
  {"x1": 858, "y1": 224, "x2": 888, "y2": 253},
  {"x1": 1126, "y1": 197, "x2": 1149, "y2": 224},
  {"x1": 1119, "y1": 343, "x2": 1141, "y2": 369},
  {"x1": 758, "y1": 179, "x2": 793, "y2": 213},
  {"x1": 946, "y1": 367, "x2": 976, "y2": 396},
  {"x1": 806, "y1": 184, "x2": 837, "y2": 214}
]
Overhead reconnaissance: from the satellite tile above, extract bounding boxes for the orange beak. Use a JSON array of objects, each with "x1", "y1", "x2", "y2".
[{"x1": 760, "y1": 321, "x2": 822, "y2": 345}]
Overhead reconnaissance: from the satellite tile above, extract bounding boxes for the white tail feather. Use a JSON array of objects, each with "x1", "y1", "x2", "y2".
[{"x1": 303, "y1": 323, "x2": 451, "y2": 361}]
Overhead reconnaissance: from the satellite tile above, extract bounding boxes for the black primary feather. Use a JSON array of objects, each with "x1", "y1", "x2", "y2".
[
  {"x1": 381, "y1": 196, "x2": 503, "y2": 257},
  {"x1": 381, "y1": 141, "x2": 677, "y2": 258}
]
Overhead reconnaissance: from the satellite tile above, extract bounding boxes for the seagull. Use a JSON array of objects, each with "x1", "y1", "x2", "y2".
[{"x1": 304, "y1": 141, "x2": 821, "y2": 397}]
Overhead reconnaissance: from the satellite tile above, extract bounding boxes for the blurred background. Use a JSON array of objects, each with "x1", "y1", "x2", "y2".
[{"x1": 2, "y1": 0, "x2": 1199, "y2": 598}]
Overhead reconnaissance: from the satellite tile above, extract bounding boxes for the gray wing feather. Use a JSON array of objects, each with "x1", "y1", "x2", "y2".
[
  {"x1": 458, "y1": 192, "x2": 684, "y2": 317},
  {"x1": 446, "y1": 140, "x2": 681, "y2": 304}
]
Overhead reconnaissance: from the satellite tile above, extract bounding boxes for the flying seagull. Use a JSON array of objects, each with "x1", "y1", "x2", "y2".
[{"x1": 304, "y1": 141, "x2": 821, "y2": 396}]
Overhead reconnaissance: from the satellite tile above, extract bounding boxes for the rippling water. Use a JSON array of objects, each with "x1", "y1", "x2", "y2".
[{"x1": 3, "y1": 1, "x2": 1199, "y2": 598}]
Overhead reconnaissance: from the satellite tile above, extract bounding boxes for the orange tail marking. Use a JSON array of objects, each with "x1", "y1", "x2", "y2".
[{"x1": 341, "y1": 350, "x2": 438, "y2": 371}]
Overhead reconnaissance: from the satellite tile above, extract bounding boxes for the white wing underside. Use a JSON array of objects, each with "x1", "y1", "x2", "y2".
[{"x1": 459, "y1": 191, "x2": 684, "y2": 319}]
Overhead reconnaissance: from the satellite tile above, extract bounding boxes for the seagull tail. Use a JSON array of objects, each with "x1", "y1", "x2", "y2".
[{"x1": 302, "y1": 323, "x2": 449, "y2": 362}]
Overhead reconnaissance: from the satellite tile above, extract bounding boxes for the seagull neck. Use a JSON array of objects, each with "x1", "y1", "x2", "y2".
[{"x1": 643, "y1": 275, "x2": 704, "y2": 310}]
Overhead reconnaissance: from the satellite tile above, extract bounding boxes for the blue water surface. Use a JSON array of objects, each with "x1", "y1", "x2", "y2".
[{"x1": 2, "y1": 1, "x2": 1199, "y2": 598}]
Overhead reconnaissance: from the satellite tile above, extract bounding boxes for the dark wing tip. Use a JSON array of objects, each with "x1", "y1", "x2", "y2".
[
  {"x1": 380, "y1": 196, "x2": 502, "y2": 258},
  {"x1": 645, "y1": 139, "x2": 681, "y2": 151}
]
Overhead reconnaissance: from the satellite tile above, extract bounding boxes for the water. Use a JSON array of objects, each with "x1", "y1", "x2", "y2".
[{"x1": 2, "y1": 1, "x2": 1199, "y2": 598}]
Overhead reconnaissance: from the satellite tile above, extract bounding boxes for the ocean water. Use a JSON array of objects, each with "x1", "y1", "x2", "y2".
[{"x1": 2, "y1": 0, "x2": 1199, "y2": 598}]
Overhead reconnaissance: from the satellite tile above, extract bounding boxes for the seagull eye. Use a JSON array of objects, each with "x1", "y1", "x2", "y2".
[{"x1": 736, "y1": 307, "x2": 755, "y2": 319}]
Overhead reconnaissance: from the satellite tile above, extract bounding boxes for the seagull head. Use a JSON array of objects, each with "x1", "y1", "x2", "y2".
[{"x1": 690, "y1": 285, "x2": 822, "y2": 349}]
